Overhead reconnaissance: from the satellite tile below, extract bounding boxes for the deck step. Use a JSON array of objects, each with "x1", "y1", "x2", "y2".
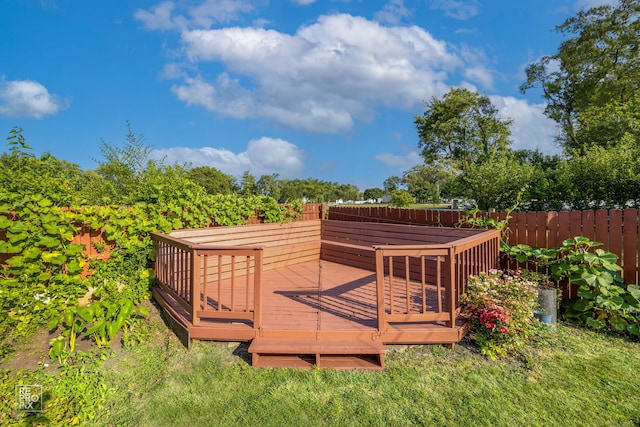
[{"x1": 248, "y1": 337, "x2": 385, "y2": 370}]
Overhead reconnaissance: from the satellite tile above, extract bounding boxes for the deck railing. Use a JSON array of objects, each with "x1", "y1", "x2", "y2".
[
  {"x1": 154, "y1": 224, "x2": 499, "y2": 335},
  {"x1": 153, "y1": 233, "x2": 264, "y2": 328},
  {"x1": 374, "y1": 230, "x2": 500, "y2": 331}
]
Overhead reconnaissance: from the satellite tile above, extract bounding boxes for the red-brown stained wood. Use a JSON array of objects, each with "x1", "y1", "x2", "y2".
[
  {"x1": 581, "y1": 210, "x2": 595, "y2": 241},
  {"x1": 547, "y1": 211, "x2": 559, "y2": 248},
  {"x1": 152, "y1": 219, "x2": 500, "y2": 369},
  {"x1": 526, "y1": 212, "x2": 536, "y2": 247},
  {"x1": 516, "y1": 212, "x2": 527, "y2": 246},
  {"x1": 558, "y1": 212, "x2": 570, "y2": 243},
  {"x1": 623, "y1": 209, "x2": 638, "y2": 284},
  {"x1": 595, "y1": 210, "x2": 609, "y2": 250},
  {"x1": 569, "y1": 210, "x2": 582, "y2": 239},
  {"x1": 610, "y1": 210, "x2": 623, "y2": 261},
  {"x1": 536, "y1": 212, "x2": 547, "y2": 248}
]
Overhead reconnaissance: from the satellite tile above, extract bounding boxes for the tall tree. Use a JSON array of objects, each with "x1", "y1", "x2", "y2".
[
  {"x1": 383, "y1": 176, "x2": 402, "y2": 192},
  {"x1": 414, "y1": 88, "x2": 512, "y2": 170},
  {"x1": 521, "y1": 0, "x2": 640, "y2": 153},
  {"x1": 462, "y1": 155, "x2": 535, "y2": 211},
  {"x1": 240, "y1": 171, "x2": 259, "y2": 196},
  {"x1": 188, "y1": 166, "x2": 237, "y2": 195},
  {"x1": 257, "y1": 173, "x2": 281, "y2": 200},
  {"x1": 402, "y1": 162, "x2": 457, "y2": 204},
  {"x1": 363, "y1": 188, "x2": 384, "y2": 201}
]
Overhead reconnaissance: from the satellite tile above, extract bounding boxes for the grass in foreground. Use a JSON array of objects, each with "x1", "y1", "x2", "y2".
[{"x1": 3, "y1": 306, "x2": 640, "y2": 427}]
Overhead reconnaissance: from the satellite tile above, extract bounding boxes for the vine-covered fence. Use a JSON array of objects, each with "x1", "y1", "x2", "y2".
[{"x1": 328, "y1": 207, "x2": 640, "y2": 286}]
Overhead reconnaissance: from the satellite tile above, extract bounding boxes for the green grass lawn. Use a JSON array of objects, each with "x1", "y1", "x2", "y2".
[{"x1": 3, "y1": 303, "x2": 640, "y2": 427}]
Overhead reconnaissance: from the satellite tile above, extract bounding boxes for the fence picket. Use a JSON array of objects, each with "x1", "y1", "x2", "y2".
[
  {"x1": 610, "y1": 210, "x2": 623, "y2": 259},
  {"x1": 623, "y1": 209, "x2": 638, "y2": 284}
]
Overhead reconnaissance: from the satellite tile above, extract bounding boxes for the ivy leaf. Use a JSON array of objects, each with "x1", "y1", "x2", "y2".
[
  {"x1": 22, "y1": 247, "x2": 42, "y2": 260},
  {"x1": 41, "y1": 251, "x2": 66, "y2": 265},
  {"x1": 37, "y1": 198, "x2": 53, "y2": 208},
  {"x1": 64, "y1": 244, "x2": 84, "y2": 256},
  {"x1": 0, "y1": 241, "x2": 23, "y2": 253},
  {"x1": 8, "y1": 222, "x2": 29, "y2": 233},
  {"x1": 6, "y1": 256, "x2": 25, "y2": 268},
  {"x1": 66, "y1": 260, "x2": 84, "y2": 275},
  {"x1": 627, "y1": 324, "x2": 640, "y2": 337},
  {"x1": 7, "y1": 231, "x2": 29, "y2": 244},
  {"x1": 0, "y1": 216, "x2": 12, "y2": 229},
  {"x1": 37, "y1": 236, "x2": 60, "y2": 248}
]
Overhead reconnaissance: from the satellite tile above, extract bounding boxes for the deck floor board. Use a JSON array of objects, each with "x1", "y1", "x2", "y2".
[{"x1": 155, "y1": 260, "x2": 462, "y2": 342}]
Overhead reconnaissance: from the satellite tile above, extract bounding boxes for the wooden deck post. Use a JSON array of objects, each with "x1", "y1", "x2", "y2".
[
  {"x1": 253, "y1": 248, "x2": 264, "y2": 331},
  {"x1": 446, "y1": 247, "x2": 456, "y2": 329},
  {"x1": 191, "y1": 249, "x2": 201, "y2": 326},
  {"x1": 374, "y1": 247, "x2": 386, "y2": 333}
]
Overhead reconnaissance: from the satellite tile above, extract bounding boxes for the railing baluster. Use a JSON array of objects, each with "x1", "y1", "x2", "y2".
[
  {"x1": 217, "y1": 255, "x2": 222, "y2": 311},
  {"x1": 405, "y1": 256, "x2": 410, "y2": 314},
  {"x1": 421, "y1": 256, "x2": 426, "y2": 314},
  {"x1": 246, "y1": 256, "x2": 250, "y2": 312},
  {"x1": 231, "y1": 255, "x2": 236, "y2": 311},
  {"x1": 388, "y1": 256, "x2": 394, "y2": 315},
  {"x1": 203, "y1": 255, "x2": 208, "y2": 310},
  {"x1": 436, "y1": 255, "x2": 442, "y2": 313}
]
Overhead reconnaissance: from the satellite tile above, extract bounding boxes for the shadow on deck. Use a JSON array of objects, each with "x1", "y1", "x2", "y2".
[{"x1": 153, "y1": 260, "x2": 469, "y2": 369}]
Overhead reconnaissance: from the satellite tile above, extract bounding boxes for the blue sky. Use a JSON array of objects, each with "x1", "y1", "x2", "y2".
[{"x1": 0, "y1": 0, "x2": 616, "y2": 190}]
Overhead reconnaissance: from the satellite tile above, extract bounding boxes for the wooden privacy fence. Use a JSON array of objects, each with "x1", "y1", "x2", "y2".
[{"x1": 328, "y1": 207, "x2": 640, "y2": 286}]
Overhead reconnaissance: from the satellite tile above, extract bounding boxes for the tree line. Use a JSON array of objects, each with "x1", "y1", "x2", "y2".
[
  {"x1": 372, "y1": 0, "x2": 640, "y2": 211},
  {"x1": 0, "y1": 123, "x2": 360, "y2": 207}
]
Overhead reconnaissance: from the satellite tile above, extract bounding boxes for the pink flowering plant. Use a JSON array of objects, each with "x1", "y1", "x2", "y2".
[{"x1": 461, "y1": 269, "x2": 540, "y2": 359}]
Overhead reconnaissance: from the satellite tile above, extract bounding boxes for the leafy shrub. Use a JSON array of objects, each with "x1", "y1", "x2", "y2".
[
  {"x1": 388, "y1": 190, "x2": 415, "y2": 207},
  {"x1": 503, "y1": 237, "x2": 640, "y2": 339},
  {"x1": 461, "y1": 270, "x2": 540, "y2": 359}
]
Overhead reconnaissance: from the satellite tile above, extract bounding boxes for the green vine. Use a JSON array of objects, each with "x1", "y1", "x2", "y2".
[{"x1": 0, "y1": 190, "x2": 303, "y2": 360}]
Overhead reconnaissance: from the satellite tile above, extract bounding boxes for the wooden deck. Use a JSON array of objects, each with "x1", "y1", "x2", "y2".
[
  {"x1": 151, "y1": 219, "x2": 500, "y2": 369},
  {"x1": 154, "y1": 259, "x2": 469, "y2": 368}
]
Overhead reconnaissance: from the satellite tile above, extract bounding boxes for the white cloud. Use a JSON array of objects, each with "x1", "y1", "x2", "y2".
[
  {"x1": 375, "y1": 0, "x2": 413, "y2": 25},
  {"x1": 0, "y1": 78, "x2": 69, "y2": 119},
  {"x1": 490, "y1": 95, "x2": 560, "y2": 155},
  {"x1": 171, "y1": 74, "x2": 255, "y2": 119},
  {"x1": 134, "y1": 0, "x2": 253, "y2": 30},
  {"x1": 173, "y1": 13, "x2": 466, "y2": 133},
  {"x1": 574, "y1": 0, "x2": 617, "y2": 10},
  {"x1": 292, "y1": 0, "x2": 318, "y2": 5},
  {"x1": 150, "y1": 137, "x2": 305, "y2": 178},
  {"x1": 431, "y1": 0, "x2": 479, "y2": 20},
  {"x1": 374, "y1": 148, "x2": 422, "y2": 170}
]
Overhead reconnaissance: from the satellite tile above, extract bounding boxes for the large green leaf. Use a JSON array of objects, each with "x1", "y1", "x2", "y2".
[
  {"x1": 0, "y1": 216, "x2": 12, "y2": 229},
  {"x1": 22, "y1": 246, "x2": 42, "y2": 260},
  {"x1": 5, "y1": 256, "x2": 25, "y2": 268},
  {"x1": 37, "y1": 236, "x2": 61, "y2": 248},
  {"x1": 41, "y1": 251, "x2": 66, "y2": 265},
  {"x1": 577, "y1": 287, "x2": 596, "y2": 300},
  {"x1": 572, "y1": 299, "x2": 593, "y2": 312},
  {"x1": 627, "y1": 285, "x2": 640, "y2": 301}
]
